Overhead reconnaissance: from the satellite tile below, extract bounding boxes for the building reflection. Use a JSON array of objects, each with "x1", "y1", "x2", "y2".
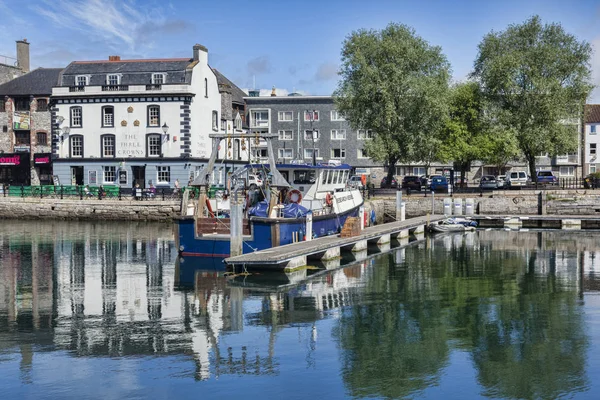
[{"x1": 1, "y1": 223, "x2": 600, "y2": 396}]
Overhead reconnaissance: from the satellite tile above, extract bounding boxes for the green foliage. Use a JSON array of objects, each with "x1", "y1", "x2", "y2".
[
  {"x1": 334, "y1": 23, "x2": 451, "y2": 179},
  {"x1": 472, "y1": 15, "x2": 593, "y2": 178}
]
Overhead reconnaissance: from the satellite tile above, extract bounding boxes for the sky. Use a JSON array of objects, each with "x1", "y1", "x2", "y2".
[{"x1": 1, "y1": 0, "x2": 599, "y2": 101}]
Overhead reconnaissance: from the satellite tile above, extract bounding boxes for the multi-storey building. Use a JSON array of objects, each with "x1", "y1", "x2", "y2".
[
  {"x1": 51, "y1": 44, "x2": 247, "y2": 189},
  {"x1": 0, "y1": 67, "x2": 62, "y2": 186},
  {"x1": 245, "y1": 91, "x2": 378, "y2": 174},
  {"x1": 583, "y1": 104, "x2": 600, "y2": 176}
]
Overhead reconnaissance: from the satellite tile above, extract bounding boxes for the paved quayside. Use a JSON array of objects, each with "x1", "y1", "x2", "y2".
[{"x1": 225, "y1": 214, "x2": 445, "y2": 270}]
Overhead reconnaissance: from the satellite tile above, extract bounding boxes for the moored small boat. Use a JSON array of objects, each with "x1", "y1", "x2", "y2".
[{"x1": 428, "y1": 217, "x2": 478, "y2": 233}]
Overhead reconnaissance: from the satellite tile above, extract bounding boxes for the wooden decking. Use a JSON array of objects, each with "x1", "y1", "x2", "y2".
[{"x1": 225, "y1": 214, "x2": 444, "y2": 268}]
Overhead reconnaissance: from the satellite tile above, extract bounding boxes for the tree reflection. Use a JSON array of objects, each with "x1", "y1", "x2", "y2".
[{"x1": 333, "y1": 231, "x2": 588, "y2": 399}]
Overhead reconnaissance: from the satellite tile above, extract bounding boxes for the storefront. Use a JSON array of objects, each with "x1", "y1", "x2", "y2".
[
  {"x1": 0, "y1": 153, "x2": 31, "y2": 186},
  {"x1": 33, "y1": 153, "x2": 53, "y2": 185}
]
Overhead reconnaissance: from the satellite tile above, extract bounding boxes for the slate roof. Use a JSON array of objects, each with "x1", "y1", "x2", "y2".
[
  {"x1": 0, "y1": 68, "x2": 63, "y2": 96},
  {"x1": 211, "y1": 68, "x2": 246, "y2": 104},
  {"x1": 585, "y1": 104, "x2": 600, "y2": 124},
  {"x1": 59, "y1": 58, "x2": 194, "y2": 86}
]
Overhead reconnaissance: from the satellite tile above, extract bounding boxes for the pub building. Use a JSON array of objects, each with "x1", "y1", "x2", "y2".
[{"x1": 0, "y1": 39, "x2": 62, "y2": 186}]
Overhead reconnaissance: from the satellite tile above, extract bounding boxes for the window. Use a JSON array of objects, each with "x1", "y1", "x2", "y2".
[
  {"x1": 559, "y1": 166, "x2": 575, "y2": 176},
  {"x1": 331, "y1": 129, "x2": 346, "y2": 140},
  {"x1": 152, "y1": 73, "x2": 165, "y2": 84},
  {"x1": 102, "y1": 106, "x2": 114, "y2": 127},
  {"x1": 591, "y1": 143, "x2": 597, "y2": 155},
  {"x1": 147, "y1": 105, "x2": 160, "y2": 127},
  {"x1": 234, "y1": 113, "x2": 242, "y2": 130},
  {"x1": 304, "y1": 129, "x2": 320, "y2": 141},
  {"x1": 157, "y1": 166, "x2": 170, "y2": 184},
  {"x1": 36, "y1": 99, "x2": 48, "y2": 112},
  {"x1": 37, "y1": 132, "x2": 47, "y2": 145},
  {"x1": 71, "y1": 135, "x2": 83, "y2": 157},
  {"x1": 591, "y1": 164, "x2": 597, "y2": 173},
  {"x1": 358, "y1": 148, "x2": 369, "y2": 158},
  {"x1": 0, "y1": 98, "x2": 5, "y2": 112},
  {"x1": 278, "y1": 130, "x2": 293, "y2": 140},
  {"x1": 103, "y1": 166, "x2": 116, "y2": 183},
  {"x1": 278, "y1": 148, "x2": 293, "y2": 158},
  {"x1": 14, "y1": 97, "x2": 30, "y2": 111},
  {"x1": 278, "y1": 111, "x2": 293, "y2": 121},
  {"x1": 15, "y1": 131, "x2": 30, "y2": 145},
  {"x1": 330, "y1": 110, "x2": 345, "y2": 121},
  {"x1": 304, "y1": 148, "x2": 320, "y2": 159},
  {"x1": 331, "y1": 148, "x2": 346, "y2": 158},
  {"x1": 357, "y1": 129, "x2": 373, "y2": 140},
  {"x1": 70, "y1": 106, "x2": 82, "y2": 127},
  {"x1": 106, "y1": 74, "x2": 120, "y2": 85},
  {"x1": 148, "y1": 134, "x2": 161, "y2": 156},
  {"x1": 101, "y1": 135, "x2": 115, "y2": 157},
  {"x1": 212, "y1": 110, "x2": 218, "y2": 130},
  {"x1": 304, "y1": 110, "x2": 319, "y2": 121},
  {"x1": 76, "y1": 76, "x2": 88, "y2": 86},
  {"x1": 413, "y1": 167, "x2": 426, "y2": 176},
  {"x1": 251, "y1": 110, "x2": 269, "y2": 127},
  {"x1": 204, "y1": 78, "x2": 208, "y2": 97},
  {"x1": 592, "y1": 125, "x2": 597, "y2": 134}
]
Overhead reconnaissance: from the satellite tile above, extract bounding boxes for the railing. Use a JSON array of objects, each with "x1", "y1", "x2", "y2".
[
  {"x1": 69, "y1": 86, "x2": 85, "y2": 92},
  {"x1": 102, "y1": 85, "x2": 129, "y2": 92},
  {"x1": 146, "y1": 84, "x2": 162, "y2": 90},
  {"x1": 0, "y1": 184, "x2": 185, "y2": 201}
]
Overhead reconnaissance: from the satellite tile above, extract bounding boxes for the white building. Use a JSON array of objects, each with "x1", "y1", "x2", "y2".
[
  {"x1": 51, "y1": 44, "x2": 247, "y2": 190},
  {"x1": 584, "y1": 104, "x2": 600, "y2": 176}
]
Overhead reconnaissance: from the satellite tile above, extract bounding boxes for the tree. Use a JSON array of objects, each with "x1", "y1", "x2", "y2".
[
  {"x1": 479, "y1": 123, "x2": 521, "y2": 175},
  {"x1": 437, "y1": 82, "x2": 487, "y2": 186},
  {"x1": 334, "y1": 23, "x2": 451, "y2": 183},
  {"x1": 472, "y1": 16, "x2": 593, "y2": 181}
]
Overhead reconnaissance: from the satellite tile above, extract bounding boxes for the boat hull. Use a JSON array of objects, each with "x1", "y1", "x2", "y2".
[{"x1": 176, "y1": 205, "x2": 361, "y2": 258}]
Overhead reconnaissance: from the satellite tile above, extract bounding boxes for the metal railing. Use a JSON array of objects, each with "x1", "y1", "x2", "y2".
[
  {"x1": 0, "y1": 185, "x2": 185, "y2": 201},
  {"x1": 102, "y1": 85, "x2": 129, "y2": 92}
]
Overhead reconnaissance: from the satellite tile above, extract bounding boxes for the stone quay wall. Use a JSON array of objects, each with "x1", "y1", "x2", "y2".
[{"x1": 0, "y1": 197, "x2": 181, "y2": 221}]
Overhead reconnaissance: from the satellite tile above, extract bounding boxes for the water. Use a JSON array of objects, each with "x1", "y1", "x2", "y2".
[{"x1": 2, "y1": 221, "x2": 600, "y2": 399}]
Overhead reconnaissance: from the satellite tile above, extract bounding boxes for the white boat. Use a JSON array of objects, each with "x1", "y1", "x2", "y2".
[{"x1": 428, "y1": 217, "x2": 477, "y2": 233}]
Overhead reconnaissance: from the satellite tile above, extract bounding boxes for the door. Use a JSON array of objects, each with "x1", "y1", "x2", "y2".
[
  {"x1": 131, "y1": 166, "x2": 146, "y2": 188},
  {"x1": 71, "y1": 166, "x2": 84, "y2": 185}
]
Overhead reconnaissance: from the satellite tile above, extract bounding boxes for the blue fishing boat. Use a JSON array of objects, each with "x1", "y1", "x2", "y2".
[{"x1": 175, "y1": 134, "x2": 364, "y2": 258}]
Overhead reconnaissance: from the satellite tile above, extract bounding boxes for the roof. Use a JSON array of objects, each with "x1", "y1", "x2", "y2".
[
  {"x1": 211, "y1": 68, "x2": 246, "y2": 104},
  {"x1": 0, "y1": 68, "x2": 63, "y2": 96},
  {"x1": 59, "y1": 58, "x2": 194, "y2": 86},
  {"x1": 585, "y1": 104, "x2": 600, "y2": 124}
]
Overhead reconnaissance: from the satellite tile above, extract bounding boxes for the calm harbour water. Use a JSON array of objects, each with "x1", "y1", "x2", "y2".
[{"x1": 2, "y1": 221, "x2": 600, "y2": 399}]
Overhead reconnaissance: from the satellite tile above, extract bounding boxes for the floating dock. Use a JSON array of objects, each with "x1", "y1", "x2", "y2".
[
  {"x1": 471, "y1": 215, "x2": 600, "y2": 230},
  {"x1": 225, "y1": 215, "x2": 444, "y2": 270}
]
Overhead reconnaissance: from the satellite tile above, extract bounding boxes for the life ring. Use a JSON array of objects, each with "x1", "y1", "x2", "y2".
[
  {"x1": 325, "y1": 192, "x2": 333, "y2": 206},
  {"x1": 205, "y1": 198, "x2": 215, "y2": 217},
  {"x1": 287, "y1": 189, "x2": 303, "y2": 204}
]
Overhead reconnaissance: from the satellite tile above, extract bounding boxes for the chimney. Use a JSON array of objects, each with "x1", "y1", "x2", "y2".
[
  {"x1": 16, "y1": 39, "x2": 30, "y2": 73},
  {"x1": 271, "y1": 86, "x2": 277, "y2": 97},
  {"x1": 108, "y1": 55, "x2": 121, "y2": 61},
  {"x1": 193, "y1": 44, "x2": 208, "y2": 64}
]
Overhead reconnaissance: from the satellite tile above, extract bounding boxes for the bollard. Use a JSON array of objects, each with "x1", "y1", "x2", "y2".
[
  {"x1": 359, "y1": 206, "x2": 365, "y2": 230},
  {"x1": 465, "y1": 198, "x2": 474, "y2": 216},
  {"x1": 395, "y1": 191, "x2": 403, "y2": 221},
  {"x1": 443, "y1": 198, "x2": 452, "y2": 215},
  {"x1": 305, "y1": 212, "x2": 313, "y2": 241},
  {"x1": 431, "y1": 191, "x2": 435, "y2": 215},
  {"x1": 453, "y1": 198, "x2": 463, "y2": 216}
]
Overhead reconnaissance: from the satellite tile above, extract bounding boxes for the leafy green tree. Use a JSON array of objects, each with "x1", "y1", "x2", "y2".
[
  {"x1": 479, "y1": 123, "x2": 521, "y2": 175},
  {"x1": 334, "y1": 23, "x2": 451, "y2": 182},
  {"x1": 472, "y1": 16, "x2": 593, "y2": 180}
]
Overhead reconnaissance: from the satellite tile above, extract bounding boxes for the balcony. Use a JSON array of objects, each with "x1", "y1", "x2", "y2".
[
  {"x1": 555, "y1": 154, "x2": 578, "y2": 164},
  {"x1": 69, "y1": 86, "x2": 85, "y2": 92},
  {"x1": 102, "y1": 84, "x2": 129, "y2": 91},
  {"x1": 146, "y1": 84, "x2": 162, "y2": 90},
  {"x1": 251, "y1": 120, "x2": 269, "y2": 128}
]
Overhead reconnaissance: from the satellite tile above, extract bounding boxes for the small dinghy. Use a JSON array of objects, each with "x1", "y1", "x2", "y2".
[{"x1": 428, "y1": 217, "x2": 477, "y2": 233}]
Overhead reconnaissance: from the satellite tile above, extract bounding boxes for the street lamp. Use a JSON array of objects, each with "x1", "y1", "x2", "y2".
[
  {"x1": 306, "y1": 110, "x2": 317, "y2": 166},
  {"x1": 162, "y1": 122, "x2": 170, "y2": 141}
]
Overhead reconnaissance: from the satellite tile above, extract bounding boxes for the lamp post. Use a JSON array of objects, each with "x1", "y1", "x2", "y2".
[
  {"x1": 161, "y1": 122, "x2": 169, "y2": 141},
  {"x1": 306, "y1": 110, "x2": 317, "y2": 166}
]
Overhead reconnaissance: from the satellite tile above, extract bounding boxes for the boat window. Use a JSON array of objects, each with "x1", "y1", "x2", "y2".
[
  {"x1": 294, "y1": 170, "x2": 315, "y2": 184},
  {"x1": 335, "y1": 170, "x2": 341, "y2": 184},
  {"x1": 322, "y1": 170, "x2": 327, "y2": 184},
  {"x1": 327, "y1": 170, "x2": 334, "y2": 184},
  {"x1": 280, "y1": 171, "x2": 289, "y2": 182}
]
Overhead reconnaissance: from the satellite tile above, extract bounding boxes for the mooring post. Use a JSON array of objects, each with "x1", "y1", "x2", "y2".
[
  {"x1": 359, "y1": 206, "x2": 365, "y2": 230},
  {"x1": 395, "y1": 191, "x2": 405, "y2": 221},
  {"x1": 305, "y1": 212, "x2": 313, "y2": 241},
  {"x1": 230, "y1": 190, "x2": 243, "y2": 257},
  {"x1": 431, "y1": 191, "x2": 435, "y2": 216}
]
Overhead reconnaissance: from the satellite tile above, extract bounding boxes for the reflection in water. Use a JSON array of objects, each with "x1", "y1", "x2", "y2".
[{"x1": 0, "y1": 223, "x2": 599, "y2": 398}]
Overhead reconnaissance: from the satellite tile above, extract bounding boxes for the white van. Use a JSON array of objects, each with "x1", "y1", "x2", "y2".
[{"x1": 506, "y1": 171, "x2": 528, "y2": 188}]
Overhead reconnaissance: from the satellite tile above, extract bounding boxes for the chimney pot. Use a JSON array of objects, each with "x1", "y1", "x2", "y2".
[
  {"x1": 271, "y1": 86, "x2": 277, "y2": 97},
  {"x1": 108, "y1": 55, "x2": 121, "y2": 61}
]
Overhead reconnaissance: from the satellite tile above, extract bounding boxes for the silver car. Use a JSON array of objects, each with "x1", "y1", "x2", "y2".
[{"x1": 479, "y1": 175, "x2": 498, "y2": 190}]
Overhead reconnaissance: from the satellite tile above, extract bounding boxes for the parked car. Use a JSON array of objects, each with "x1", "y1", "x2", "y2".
[
  {"x1": 347, "y1": 175, "x2": 365, "y2": 190},
  {"x1": 380, "y1": 176, "x2": 398, "y2": 189},
  {"x1": 496, "y1": 175, "x2": 506, "y2": 188},
  {"x1": 430, "y1": 175, "x2": 449, "y2": 192},
  {"x1": 420, "y1": 175, "x2": 432, "y2": 189},
  {"x1": 506, "y1": 171, "x2": 528, "y2": 188},
  {"x1": 247, "y1": 174, "x2": 263, "y2": 189},
  {"x1": 536, "y1": 170, "x2": 558, "y2": 185},
  {"x1": 479, "y1": 175, "x2": 498, "y2": 190},
  {"x1": 402, "y1": 175, "x2": 422, "y2": 191}
]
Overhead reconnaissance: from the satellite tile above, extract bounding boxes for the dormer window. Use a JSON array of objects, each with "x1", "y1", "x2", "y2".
[
  {"x1": 234, "y1": 113, "x2": 242, "y2": 130},
  {"x1": 106, "y1": 74, "x2": 120, "y2": 85},
  {"x1": 76, "y1": 76, "x2": 88, "y2": 86},
  {"x1": 152, "y1": 73, "x2": 165, "y2": 85}
]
